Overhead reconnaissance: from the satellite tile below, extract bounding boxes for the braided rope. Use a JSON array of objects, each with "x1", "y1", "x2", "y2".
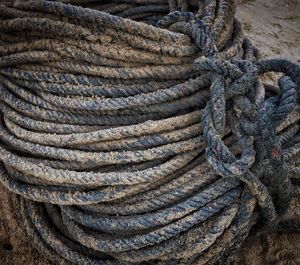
[{"x1": 0, "y1": 0, "x2": 299, "y2": 264}]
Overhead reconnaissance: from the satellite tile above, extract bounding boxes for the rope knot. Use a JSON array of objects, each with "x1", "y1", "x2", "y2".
[
  {"x1": 197, "y1": 57, "x2": 259, "y2": 138},
  {"x1": 202, "y1": 58, "x2": 300, "y2": 223},
  {"x1": 192, "y1": 57, "x2": 244, "y2": 79},
  {"x1": 157, "y1": 11, "x2": 217, "y2": 57}
]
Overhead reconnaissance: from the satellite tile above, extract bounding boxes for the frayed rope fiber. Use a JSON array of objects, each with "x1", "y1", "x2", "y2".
[{"x1": 0, "y1": 0, "x2": 300, "y2": 264}]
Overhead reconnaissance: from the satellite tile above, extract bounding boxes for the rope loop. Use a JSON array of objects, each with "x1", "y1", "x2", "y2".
[
  {"x1": 157, "y1": 11, "x2": 217, "y2": 57},
  {"x1": 199, "y1": 56, "x2": 299, "y2": 223},
  {"x1": 252, "y1": 60, "x2": 299, "y2": 216}
]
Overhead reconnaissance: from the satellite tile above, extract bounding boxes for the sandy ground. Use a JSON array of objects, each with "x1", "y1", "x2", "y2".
[
  {"x1": 0, "y1": 0, "x2": 300, "y2": 264},
  {"x1": 237, "y1": 0, "x2": 300, "y2": 62}
]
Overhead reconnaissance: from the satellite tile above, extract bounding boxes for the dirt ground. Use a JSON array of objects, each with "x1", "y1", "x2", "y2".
[
  {"x1": 0, "y1": 0, "x2": 300, "y2": 264},
  {"x1": 237, "y1": 0, "x2": 300, "y2": 62}
]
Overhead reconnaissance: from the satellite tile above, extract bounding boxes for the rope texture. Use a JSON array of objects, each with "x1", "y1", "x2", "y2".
[{"x1": 0, "y1": 0, "x2": 299, "y2": 264}]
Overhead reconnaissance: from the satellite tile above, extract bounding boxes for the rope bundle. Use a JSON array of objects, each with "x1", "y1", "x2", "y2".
[{"x1": 0, "y1": 0, "x2": 299, "y2": 264}]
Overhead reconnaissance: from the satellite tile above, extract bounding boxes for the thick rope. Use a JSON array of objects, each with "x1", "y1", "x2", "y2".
[{"x1": 0, "y1": 0, "x2": 299, "y2": 264}]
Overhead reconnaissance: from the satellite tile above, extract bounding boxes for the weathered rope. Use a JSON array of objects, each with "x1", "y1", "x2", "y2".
[{"x1": 0, "y1": 0, "x2": 299, "y2": 264}]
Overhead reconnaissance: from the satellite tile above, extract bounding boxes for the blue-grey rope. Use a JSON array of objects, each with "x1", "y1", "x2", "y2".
[{"x1": 0, "y1": 1, "x2": 299, "y2": 264}]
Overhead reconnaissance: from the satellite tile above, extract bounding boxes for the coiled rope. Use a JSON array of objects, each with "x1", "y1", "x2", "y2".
[{"x1": 0, "y1": 0, "x2": 299, "y2": 264}]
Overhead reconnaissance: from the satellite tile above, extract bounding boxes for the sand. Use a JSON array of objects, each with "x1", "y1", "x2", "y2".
[
  {"x1": 237, "y1": 0, "x2": 300, "y2": 62},
  {"x1": 0, "y1": 0, "x2": 300, "y2": 264}
]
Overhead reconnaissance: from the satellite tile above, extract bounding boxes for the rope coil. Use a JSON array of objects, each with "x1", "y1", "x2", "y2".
[{"x1": 0, "y1": 0, "x2": 299, "y2": 264}]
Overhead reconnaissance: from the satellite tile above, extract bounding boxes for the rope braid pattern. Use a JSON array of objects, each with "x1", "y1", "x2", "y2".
[{"x1": 0, "y1": 0, "x2": 299, "y2": 264}]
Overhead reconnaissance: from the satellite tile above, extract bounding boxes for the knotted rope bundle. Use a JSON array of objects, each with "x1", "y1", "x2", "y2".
[{"x1": 0, "y1": 0, "x2": 299, "y2": 264}]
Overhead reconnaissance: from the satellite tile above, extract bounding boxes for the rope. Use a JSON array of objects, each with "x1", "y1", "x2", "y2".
[{"x1": 0, "y1": 0, "x2": 299, "y2": 264}]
